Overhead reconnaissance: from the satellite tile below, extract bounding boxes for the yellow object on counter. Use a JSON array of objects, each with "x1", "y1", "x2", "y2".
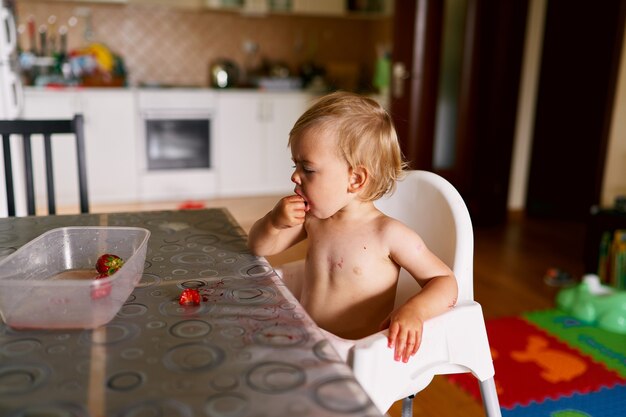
[{"x1": 76, "y1": 43, "x2": 115, "y2": 73}]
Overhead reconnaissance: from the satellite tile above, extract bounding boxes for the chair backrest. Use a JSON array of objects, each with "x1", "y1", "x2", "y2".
[
  {"x1": 374, "y1": 170, "x2": 474, "y2": 306},
  {"x1": 0, "y1": 114, "x2": 89, "y2": 216}
]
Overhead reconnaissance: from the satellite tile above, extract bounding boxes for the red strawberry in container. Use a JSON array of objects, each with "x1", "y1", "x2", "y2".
[
  {"x1": 91, "y1": 274, "x2": 112, "y2": 300},
  {"x1": 95, "y1": 254, "x2": 124, "y2": 276}
]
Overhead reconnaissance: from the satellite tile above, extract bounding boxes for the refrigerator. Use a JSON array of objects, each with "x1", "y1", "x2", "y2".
[
  {"x1": 1, "y1": 3, "x2": 24, "y2": 216},
  {"x1": 0, "y1": 4, "x2": 23, "y2": 120}
]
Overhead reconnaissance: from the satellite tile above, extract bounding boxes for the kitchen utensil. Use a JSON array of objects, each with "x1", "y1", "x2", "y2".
[
  {"x1": 38, "y1": 24, "x2": 47, "y2": 56},
  {"x1": 209, "y1": 59, "x2": 239, "y2": 88}
]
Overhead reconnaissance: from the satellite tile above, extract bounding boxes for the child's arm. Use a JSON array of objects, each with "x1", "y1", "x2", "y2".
[
  {"x1": 380, "y1": 221, "x2": 458, "y2": 363},
  {"x1": 248, "y1": 195, "x2": 308, "y2": 256}
]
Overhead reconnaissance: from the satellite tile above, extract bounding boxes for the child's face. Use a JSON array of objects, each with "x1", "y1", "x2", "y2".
[{"x1": 290, "y1": 128, "x2": 354, "y2": 219}]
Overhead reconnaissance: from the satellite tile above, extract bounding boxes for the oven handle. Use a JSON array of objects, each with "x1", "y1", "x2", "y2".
[{"x1": 141, "y1": 110, "x2": 213, "y2": 119}]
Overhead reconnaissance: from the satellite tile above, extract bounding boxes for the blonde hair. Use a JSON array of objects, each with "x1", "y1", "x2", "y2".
[{"x1": 289, "y1": 91, "x2": 407, "y2": 201}]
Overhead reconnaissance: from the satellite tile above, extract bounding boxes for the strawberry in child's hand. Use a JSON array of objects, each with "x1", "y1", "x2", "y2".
[
  {"x1": 179, "y1": 288, "x2": 201, "y2": 306},
  {"x1": 95, "y1": 254, "x2": 124, "y2": 276}
]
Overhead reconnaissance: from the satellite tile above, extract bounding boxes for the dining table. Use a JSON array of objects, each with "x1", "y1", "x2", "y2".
[{"x1": 0, "y1": 208, "x2": 382, "y2": 417}]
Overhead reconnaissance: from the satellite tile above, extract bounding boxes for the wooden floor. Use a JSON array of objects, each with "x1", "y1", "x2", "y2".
[{"x1": 90, "y1": 196, "x2": 588, "y2": 417}]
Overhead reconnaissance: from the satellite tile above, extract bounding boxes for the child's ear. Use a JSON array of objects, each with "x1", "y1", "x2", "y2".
[{"x1": 348, "y1": 166, "x2": 368, "y2": 193}]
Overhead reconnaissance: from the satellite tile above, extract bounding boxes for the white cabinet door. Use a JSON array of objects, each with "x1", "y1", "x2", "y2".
[
  {"x1": 216, "y1": 91, "x2": 311, "y2": 197},
  {"x1": 80, "y1": 90, "x2": 138, "y2": 204},
  {"x1": 22, "y1": 88, "x2": 138, "y2": 208},
  {"x1": 22, "y1": 90, "x2": 81, "y2": 119},
  {"x1": 215, "y1": 91, "x2": 267, "y2": 196},
  {"x1": 264, "y1": 93, "x2": 311, "y2": 194},
  {"x1": 21, "y1": 90, "x2": 83, "y2": 211}
]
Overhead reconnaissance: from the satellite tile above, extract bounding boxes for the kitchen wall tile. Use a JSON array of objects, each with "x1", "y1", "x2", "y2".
[{"x1": 14, "y1": 1, "x2": 390, "y2": 89}]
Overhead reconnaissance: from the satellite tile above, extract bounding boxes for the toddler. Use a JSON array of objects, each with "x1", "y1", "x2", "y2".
[{"x1": 248, "y1": 92, "x2": 458, "y2": 363}]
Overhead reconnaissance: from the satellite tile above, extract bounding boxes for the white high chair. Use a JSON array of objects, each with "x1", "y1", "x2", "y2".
[{"x1": 349, "y1": 170, "x2": 501, "y2": 416}]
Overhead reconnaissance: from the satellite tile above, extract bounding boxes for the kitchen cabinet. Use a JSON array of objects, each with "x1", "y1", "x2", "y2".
[
  {"x1": 28, "y1": 0, "x2": 391, "y2": 16},
  {"x1": 215, "y1": 91, "x2": 311, "y2": 196},
  {"x1": 79, "y1": 90, "x2": 137, "y2": 205},
  {"x1": 22, "y1": 88, "x2": 137, "y2": 208},
  {"x1": 42, "y1": 0, "x2": 200, "y2": 6},
  {"x1": 21, "y1": 89, "x2": 82, "y2": 210},
  {"x1": 43, "y1": 0, "x2": 206, "y2": 7},
  {"x1": 205, "y1": 0, "x2": 392, "y2": 17},
  {"x1": 264, "y1": 93, "x2": 312, "y2": 192},
  {"x1": 41, "y1": 0, "x2": 128, "y2": 3},
  {"x1": 291, "y1": 0, "x2": 344, "y2": 15},
  {"x1": 21, "y1": 88, "x2": 312, "y2": 208},
  {"x1": 130, "y1": 0, "x2": 202, "y2": 8},
  {"x1": 22, "y1": 90, "x2": 81, "y2": 119}
]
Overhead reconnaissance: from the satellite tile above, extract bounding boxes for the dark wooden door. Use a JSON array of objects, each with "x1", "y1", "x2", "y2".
[
  {"x1": 390, "y1": 0, "x2": 528, "y2": 225},
  {"x1": 526, "y1": 0, "x2": 626, "y2": 220},
  {"x1": 389, "y1": 0, "x2": 442, "y2": 171}
]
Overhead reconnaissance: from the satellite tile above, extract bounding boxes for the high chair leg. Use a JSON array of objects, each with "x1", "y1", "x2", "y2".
[
  {"x1": 401, "y1": 395, "x2": 414, "y2": 417},
  {"x1": 479, "y1": 377, "x2": 502, "y2": 417}
]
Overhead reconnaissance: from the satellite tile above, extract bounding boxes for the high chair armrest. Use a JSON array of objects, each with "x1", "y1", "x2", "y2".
[{"x1": 349, "y1": 301, "x2": 495, "y2": 413}]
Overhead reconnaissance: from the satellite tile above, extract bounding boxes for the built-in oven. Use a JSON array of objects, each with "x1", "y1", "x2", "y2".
[
  {"x1": 137, "y1": 90, "x2": 218, "y2": 202},
  {"x1": 144, "y1": 112, "x2": 211, "y2": 170}
]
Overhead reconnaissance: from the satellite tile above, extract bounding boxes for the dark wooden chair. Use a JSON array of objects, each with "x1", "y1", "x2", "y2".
[{"x1": 0, "y1": 114, "x2": 89, "y2": 216}]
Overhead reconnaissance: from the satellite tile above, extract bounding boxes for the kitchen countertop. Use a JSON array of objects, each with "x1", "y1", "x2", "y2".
[{"x1": 24, "y1": 85, "x2": 315, "y2": 93}]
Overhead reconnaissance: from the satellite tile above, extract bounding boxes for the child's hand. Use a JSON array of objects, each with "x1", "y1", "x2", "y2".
[
  {"x1": 270, "y1": 195, "x2": 307, "y2": 230},
  {"x1": 248, "y1": 195, "x2": 308, "y2": 256},
  {"x1": 380, "y1": 305, "x2": 424, "y2": 363}
]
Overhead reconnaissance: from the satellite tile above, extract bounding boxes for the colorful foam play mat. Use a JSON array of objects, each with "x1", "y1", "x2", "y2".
[{"x1": 446, "y1": 310, "x2": 626, "y2": 416}]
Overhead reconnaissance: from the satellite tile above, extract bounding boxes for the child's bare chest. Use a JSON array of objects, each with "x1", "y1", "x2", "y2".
[{"x1": 305, "y1": 221, "x2": 395, "y2": 279}]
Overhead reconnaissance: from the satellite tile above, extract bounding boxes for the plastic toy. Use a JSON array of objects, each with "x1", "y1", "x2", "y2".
[
  {"x1": 544, "y1": 267, "x2": 575, "y2": 287},
  {"x1": 556, "y1": 274, "x2": 626, "y2": 334}
]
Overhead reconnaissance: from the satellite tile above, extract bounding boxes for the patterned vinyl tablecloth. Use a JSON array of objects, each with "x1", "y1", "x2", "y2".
[{"x1": 0, "y1": 209, "x2": 381, "y2": 417}]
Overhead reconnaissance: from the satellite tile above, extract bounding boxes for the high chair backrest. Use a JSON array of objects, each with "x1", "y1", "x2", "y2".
[{"x1": 374, "y1": 170, "x2": 474, "y2": 306}]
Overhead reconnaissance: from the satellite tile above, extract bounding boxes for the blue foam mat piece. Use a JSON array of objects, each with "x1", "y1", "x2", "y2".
[{"x1": 501, "y1": 384, "x2": 626, "y2": 417}]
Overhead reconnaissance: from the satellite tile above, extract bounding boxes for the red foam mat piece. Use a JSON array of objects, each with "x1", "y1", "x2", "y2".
[{"x1": 447, "y1": 316, "x2": 625, "y2": 409}]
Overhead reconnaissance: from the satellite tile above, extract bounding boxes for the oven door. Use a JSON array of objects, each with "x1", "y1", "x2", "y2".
[
  {"x1": 138, "y1": 109, "x2": 217, "y2": 201},
  {"x1": 143, "y1": 111, "x2": 211, "y2": 171}
]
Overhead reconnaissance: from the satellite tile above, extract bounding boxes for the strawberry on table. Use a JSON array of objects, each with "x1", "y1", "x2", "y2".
[
  {"x1": 179, "y1": 288, "x2": 201, "y2": 306},
  {"x1": 95, "y1": 254, "x2": 124, "y2": 276}
]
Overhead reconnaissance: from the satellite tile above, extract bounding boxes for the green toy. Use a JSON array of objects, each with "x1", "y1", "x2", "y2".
[
  {"x1": 556, "y1": 274, "x2": 626, "y2": 334},
  {"x1": 550, "y1": 411, "x2": 591, "y2": 417}
]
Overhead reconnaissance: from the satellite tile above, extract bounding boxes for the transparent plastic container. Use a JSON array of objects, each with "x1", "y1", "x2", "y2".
[{"x1": 0, "y1": 227, "x2": 150, "y2": 329}]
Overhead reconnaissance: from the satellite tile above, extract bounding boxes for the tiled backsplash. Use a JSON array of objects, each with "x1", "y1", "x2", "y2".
[{"x1": 14, "y1": 0, "x2": 391, "y2": 88}]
